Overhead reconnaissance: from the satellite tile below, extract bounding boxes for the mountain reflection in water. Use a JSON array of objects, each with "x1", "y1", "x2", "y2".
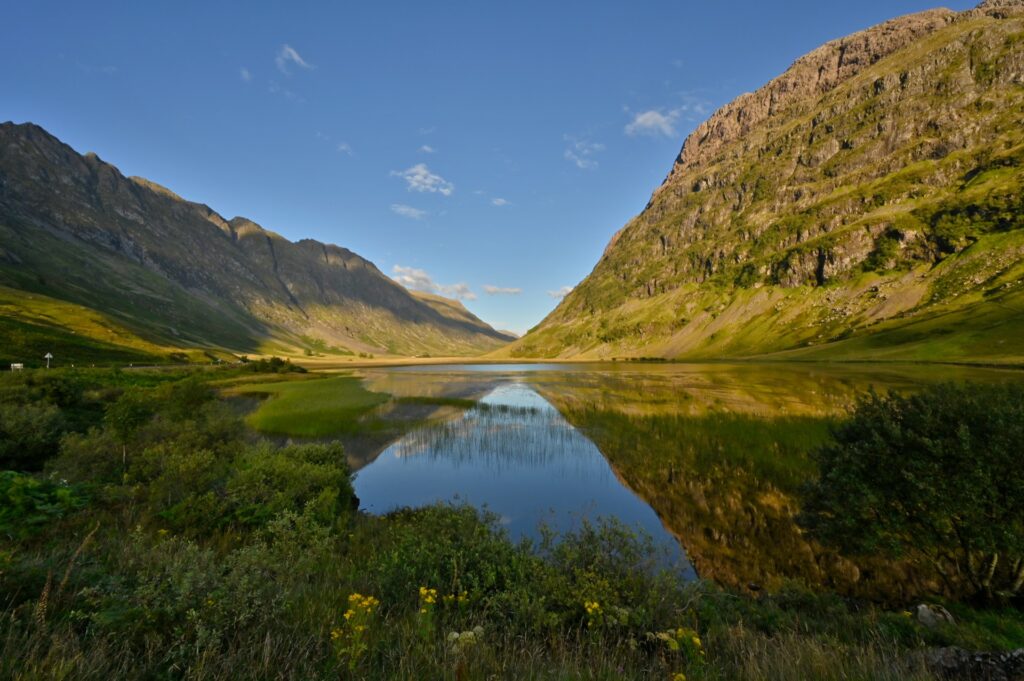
[
  {"x1": 353, "y1": 382, "x2": 694, "y2": 575},
  {"x1": 347, "y1": 362, "x2": 1023, "y2": 601}
]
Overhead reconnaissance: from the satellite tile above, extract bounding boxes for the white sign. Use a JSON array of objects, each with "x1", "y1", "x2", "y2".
[{"x1": 10, "y1": 363, "x2": 23, "y2": 371}]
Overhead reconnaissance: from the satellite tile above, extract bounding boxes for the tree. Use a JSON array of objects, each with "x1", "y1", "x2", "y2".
[{"x1": 798, "y1": 383, "x2": 1024, "y2": 602}]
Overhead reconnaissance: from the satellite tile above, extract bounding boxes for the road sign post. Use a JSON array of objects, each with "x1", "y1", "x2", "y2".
[{"x1": 44, "y1": 352, "x2": 53, "y2": 369}]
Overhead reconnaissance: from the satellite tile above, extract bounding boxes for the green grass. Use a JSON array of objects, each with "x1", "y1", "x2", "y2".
[
  {"x1": 231, "y1": 375, "x2": 391, "y2": 436},
  {"x1": 776, "y1": 283, "x2": 1024, "y2": 365},
  {"x1": 0, "y1": 286, "x2": 174, "y2": 367}
]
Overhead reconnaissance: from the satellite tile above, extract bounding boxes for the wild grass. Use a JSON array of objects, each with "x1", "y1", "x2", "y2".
[{"x1": 229, "y1": 374, "x2": 391, "y2": 436}]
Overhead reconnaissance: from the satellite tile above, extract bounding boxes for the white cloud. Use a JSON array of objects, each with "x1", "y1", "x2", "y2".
[
  {"x1": 337, "y1": 142, "x2": 353, "y2": 156},
  {"x1": 419, "y1": 145, "x2": 435, "y2": 153},
  {"x1": 441, "y1": 283, "x2": 476, "y2": 300},
  {"x1": 564, "y1": 136, "x2": 604, "y2": 170},
  {"x1": 390, "y1": 204, "x2": 426, "y2": 220},
  {"x1": 624, "y1": 97, "x2": 713, "y2": 138},
  {"x1": 483, "y1": 285, "x2": 522, "y2": 296},
  {"x1": 276, "y1": 44, "x2": 313, "y2": 75},
  {"x1": 391, "y1": 163, "x2": 454, "y2": 196},
  {"x1": 392, "y1": 265, "x2": 476, "y2": 301},
  {"x1": 625, "y1": 109, "x2": 678, "y2": 137},
  {"x1": 547, "y1": 286, "x2": 573, "y2": 299},
  {"x1": 240, "y1": 67, "x2": 252, "y2": 82},
  {"x1": 491, "y1": 197, "x2": 510, "y2": 207}
]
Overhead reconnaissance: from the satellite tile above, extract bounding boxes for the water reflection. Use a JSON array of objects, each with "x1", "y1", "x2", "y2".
[
  {"x1": 349, "y1": 362, "x2": 1023, "y2": 600},
  {"x1": 353, "y1": 382, "x2": 693, "y2": 575}
]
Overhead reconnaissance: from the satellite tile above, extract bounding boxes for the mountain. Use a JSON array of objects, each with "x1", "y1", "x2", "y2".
[
  {"x1": 507, "y1": 0, "x2": 1024, "y2": 364},
  {"x1": 408, "y1": 290, "x2": 516, "y2": 345},
  {"x1": 0, "y1": 122, "x2": 513, "y2": 364}
]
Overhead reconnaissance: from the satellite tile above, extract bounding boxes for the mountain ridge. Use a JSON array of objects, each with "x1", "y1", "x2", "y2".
[{"x1": 0, "y1": 122, "x2": 512, "y2": 364}]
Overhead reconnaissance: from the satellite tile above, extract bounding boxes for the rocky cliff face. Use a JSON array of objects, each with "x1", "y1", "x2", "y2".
[
  {"x1": 510, "y1": 0, "x2": 1024, "y2": 363},
  {"x1": 0, "y1": 123, "x2": 512, "y2": 358}
]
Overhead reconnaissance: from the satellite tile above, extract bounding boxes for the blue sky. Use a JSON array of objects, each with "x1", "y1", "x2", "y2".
[{"x1": 3, "y1": 0, "x2": 973, "y2": 335}]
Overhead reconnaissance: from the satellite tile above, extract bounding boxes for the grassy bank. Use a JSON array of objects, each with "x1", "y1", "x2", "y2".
[
  {"x1": 1, "y1": 367, "x2": 1022, "y2": 679},
  {"x1": 226, "y1": 374, "x2": 390, "y2": 437}
]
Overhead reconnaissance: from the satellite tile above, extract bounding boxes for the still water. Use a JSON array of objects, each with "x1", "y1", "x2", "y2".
[
  {"x1": 341, "y1": 362, "x2": 1020, "y2": 597},
  {"x1": 355, "y1": 380, "x2": 693, "y2": 574}
]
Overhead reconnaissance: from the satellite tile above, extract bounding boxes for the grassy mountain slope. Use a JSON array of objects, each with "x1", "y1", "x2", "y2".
[
  {"x1": 409, "y1": 290, "x2": 516, "y2": 346},
  {"x1": 506, "y1": 0, "x2": 1024, "y2": 364},
  {"x1": 0, "y1": 123, "x2": 511, "y2": 365}
]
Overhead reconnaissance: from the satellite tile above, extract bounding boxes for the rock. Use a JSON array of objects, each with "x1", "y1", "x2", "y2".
[
  {"x1": 663, "y1": 8, "x2": 956, "y2": 178},
  {"x1": 916, "y1": 603, "x2": 955, "y2": 628},
  {"x1": 925, "y1": 647, "x2": 1024, "y2": 681}
]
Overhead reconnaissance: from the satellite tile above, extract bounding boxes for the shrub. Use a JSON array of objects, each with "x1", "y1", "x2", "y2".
[
  {"x1": 0, "y1": 471, "x2": 86, "y2": 540},
  {"x1": 245, "y1": 357, "x2": 307, "y2": 374},
  {"x1": 367, "y1": 505, "x2": 536, "y2": 614},
  {"x1": 227, "y1": 442, "x2": 354, "y2": 527},
  {"x1": 799, "y1": 383, "x2": 1024, "y2": 602},
  {"x1": 0, "y1": 402, "x2": 65, "y2": 471}
]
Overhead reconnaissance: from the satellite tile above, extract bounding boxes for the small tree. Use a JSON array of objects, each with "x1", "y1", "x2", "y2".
[
  {"x1": 104, "y1": 389, "x2": 154, "y2": 470},
  {"x1": 799, "y1": 383, "x2": 1024, "y2": 602}
]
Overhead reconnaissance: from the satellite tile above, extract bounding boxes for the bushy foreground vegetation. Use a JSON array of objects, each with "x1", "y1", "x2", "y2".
[
  {"x1": 801, "y1": 383, "x2": 1024, "y2": 604},
  {"x1": 1, "y1": 368, "x2": 1022, "y2": 679}
]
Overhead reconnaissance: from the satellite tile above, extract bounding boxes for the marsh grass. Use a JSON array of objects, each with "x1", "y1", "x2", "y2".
[{"x1": 230, "y1": 374, "x2": 390, "y2": 436}]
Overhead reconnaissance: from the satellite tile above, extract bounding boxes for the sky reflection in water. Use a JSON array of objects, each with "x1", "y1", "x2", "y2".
[{"x1": 353, "y1": 380, "x2": 693, "y2": 575}]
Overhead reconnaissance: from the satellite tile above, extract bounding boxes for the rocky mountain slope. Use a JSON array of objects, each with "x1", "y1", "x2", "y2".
[
  {"x1": 0, "y1": 123, "x2": 513, "y2": 364},
  {"x1": 508, "y1": 0, "x2": 1024, "y2": 364}
]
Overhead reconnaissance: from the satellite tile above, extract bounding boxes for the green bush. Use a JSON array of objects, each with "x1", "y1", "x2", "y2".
[
  {"x1": 0, "y1": 401, "x2": 65, "y2": 471},
  {"x1": 244, "y1": 356, "x2": 308, "y2": 374},
  {"x1": 0, "y1": 471, "x2": 86, "y2": 540},
  {"x1": 366, "y1": 505, "x2": 535, "y2": 615},
  {"x1": 227, "y1": 442, "x2": 354, "y2": 526},
  {"x1": 799, "y1": 382, "x2": 1024, "y2": 602}
]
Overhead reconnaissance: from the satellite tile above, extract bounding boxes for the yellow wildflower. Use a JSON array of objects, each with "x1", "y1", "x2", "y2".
[{"x1": 673, "y1": 673, "x2": 687, "y2": 681}]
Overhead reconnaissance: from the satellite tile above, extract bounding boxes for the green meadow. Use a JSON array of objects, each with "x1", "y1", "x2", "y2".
[{"x1": 228, "y1": 374, "x2": 391, "y2": 437}]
